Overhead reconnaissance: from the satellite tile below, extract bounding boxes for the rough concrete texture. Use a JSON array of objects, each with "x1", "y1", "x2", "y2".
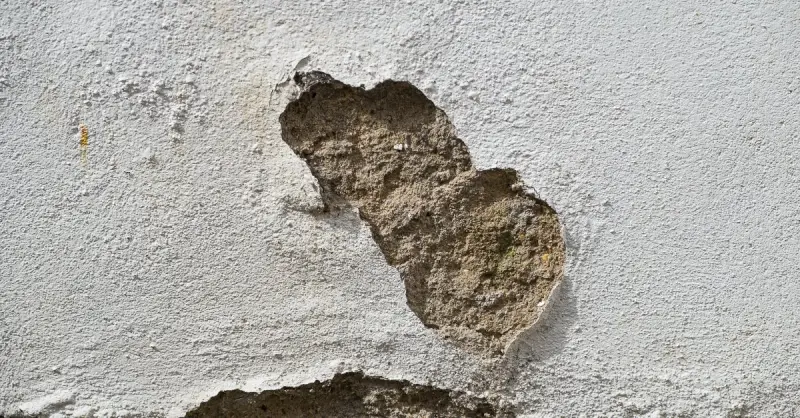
[
  {"x1": 3, "y1": 0, "x2": 800, "y2": 416},
  {"x1": 185, "y1": 371, "x2": 512, "y2": 418},
  {"x1": 281, "y1": 73, "x2": 563, "y2": 356}
]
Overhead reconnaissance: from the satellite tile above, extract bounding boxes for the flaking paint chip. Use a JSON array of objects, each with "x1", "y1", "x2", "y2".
[{"x1": 280, "y1": 72, "x2": 565, "y2": 356}]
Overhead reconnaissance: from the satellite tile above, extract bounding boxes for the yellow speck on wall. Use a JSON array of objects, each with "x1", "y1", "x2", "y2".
[{"x1": 79, "y1": 124, "x2": 88, "y2": 165}]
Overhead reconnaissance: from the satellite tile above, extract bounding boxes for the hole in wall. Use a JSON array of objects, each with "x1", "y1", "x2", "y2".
[
  {"x1": 280, "y1": 72, "x2": 565, "y2": 356},
  {"x1": 185, "y1": 371, "x2": 512, "y2": 417}
]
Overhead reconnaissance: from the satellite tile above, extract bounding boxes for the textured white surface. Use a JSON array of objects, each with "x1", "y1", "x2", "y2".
[{"x1": 2, "y1": 0, "x2": 800, "y2": 416}]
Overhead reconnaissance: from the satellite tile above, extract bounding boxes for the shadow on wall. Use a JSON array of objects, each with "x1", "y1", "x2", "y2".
[
  {"x1": 505, "y1": 222, "x2": 583, "y2": 364},
  {"x1": 504, "y1": 274, "x2": 577, "y2": 363}
]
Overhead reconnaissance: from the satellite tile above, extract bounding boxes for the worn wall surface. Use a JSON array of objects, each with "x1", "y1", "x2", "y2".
[{"x1": 2, "y1": 0, "x2": 800, "y2": 416}]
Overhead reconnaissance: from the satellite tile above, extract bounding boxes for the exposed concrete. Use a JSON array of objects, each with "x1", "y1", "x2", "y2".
[
  {"x1": 281, "y1": 74, "x2": 563, "y2": 356},
  {"x1": 185, "y1": 371, "x2": 512, "y2": 418}
]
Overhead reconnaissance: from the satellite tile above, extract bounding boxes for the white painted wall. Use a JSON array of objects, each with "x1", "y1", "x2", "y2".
[{"x1": 2, "y1": 0, "x2": 799, "y2": 416}]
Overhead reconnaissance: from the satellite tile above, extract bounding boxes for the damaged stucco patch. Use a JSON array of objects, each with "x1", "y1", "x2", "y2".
[
  {"x1": 184, "y1": 371, "x2": 512, "y2": 418},
  {"x1": 280, "y1": 72, "x2": 565, "y2": 356}
]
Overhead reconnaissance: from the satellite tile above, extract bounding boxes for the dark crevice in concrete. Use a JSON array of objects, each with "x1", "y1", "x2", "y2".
[
  {"x1": 184, "y1": 371, "x2": 513, "y2": 418},
  {"x1": 280, "y1": 72, "x2": 565, "y2": 356}
]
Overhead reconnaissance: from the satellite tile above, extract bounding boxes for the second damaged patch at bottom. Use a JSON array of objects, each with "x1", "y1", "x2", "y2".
[
  {"x1": 280, "y1": 72, "x2": 565, "y2": 356},
  {"x1": 185, "y1": 372, "x2": 513, "y2": 418}
]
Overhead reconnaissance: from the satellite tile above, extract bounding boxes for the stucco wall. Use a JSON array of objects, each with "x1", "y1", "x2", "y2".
[{"x1": 2, "y1": 0, "x2": 799, "y2": 416}]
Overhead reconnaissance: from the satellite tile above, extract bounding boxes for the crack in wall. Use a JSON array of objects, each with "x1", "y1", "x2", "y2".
[
  {"x1": 184, "y1": 371, "x2": 513, "y2": 418},
  {"x1": 280, "y1": 72, "x2": 565, "y2": 356}
]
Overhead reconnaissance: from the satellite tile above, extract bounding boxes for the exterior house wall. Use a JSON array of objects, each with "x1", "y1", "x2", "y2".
[{"x1": 2, "y1": 1, "x2": 799, "y2": 416}]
